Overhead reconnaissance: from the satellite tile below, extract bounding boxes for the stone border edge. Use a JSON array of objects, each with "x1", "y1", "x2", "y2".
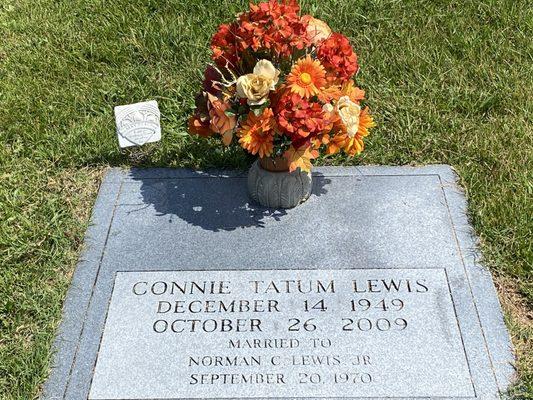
[
  {"x1": 436, "y1": 166, "x2": 516, "y2": 395},
  {"x1": 41, "y1": 169, "x2": 124, "y2": 400}
]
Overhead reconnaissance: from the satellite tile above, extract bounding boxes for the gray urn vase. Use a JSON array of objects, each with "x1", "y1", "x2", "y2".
[{"x1": 247, "y1": 160, "x2": 312, "y2": 208}]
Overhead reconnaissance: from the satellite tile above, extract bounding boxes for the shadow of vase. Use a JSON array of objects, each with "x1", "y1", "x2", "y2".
[{"x1": 128, "y1": 168, "x2": 330, "y2": 232}]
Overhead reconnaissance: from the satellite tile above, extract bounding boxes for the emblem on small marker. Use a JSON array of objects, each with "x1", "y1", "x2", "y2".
[{"x1": 114, "y1": 100, "x2": 161, "y2": 148}]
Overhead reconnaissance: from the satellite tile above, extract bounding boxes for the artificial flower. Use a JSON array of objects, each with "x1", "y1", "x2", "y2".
[
  {"x1": 207, "y1": 94, "x2": 236, "y2": 144},
  {"x1": 236, "y1": 74, "x2": 272, "y2": 105},
  {"x1": 236, "y1": 60, "x2": 280, "y2": 105},
  {"x1": 356, "y1": 106, "x2": 375, "y2": 138},
  {"x1": 317, "y1": 33, "x2": 358, "y2": 82},
  {"x1": 317, "y1": 83, "x2": 342, "y2": 103},
  {"x1": 284, "y1": 145, "x2": 319, "y2": 173},
  {"x1": 304, "y1": 16, "x2": 332, "y2": 45},
  {"x1": 325, "y1": 133, "x2": 346, "y2": 155},
  {"x1": 319, "y1": 102, "x2": 336, "y2": 133},
  {"x1": 237, "y1": 108, "x2": 276, "y2": 158},
  {"x1": 275, "y1": 93, "x2": 328, "y2": 146},
  {"x1": 323, "y1": 103, "x2": 334, "y2": 113},
  {"x1": 341, "y1": 107, "x2": 375, "y2": 156},
  {"x1": 191, "y1": 1, "x2": 376, "y2": 165},
  {"x1": 241, "y1": 0, "x2": 309, "y2": 58},
  {"x1": 287, "y1": 55, "x2": 326, "y2": 98},
  {"x1": 336, "y1": 96, "x2": 361, "y2": 137},
  {"x1": 188, "y1": 114, "x2": 212, "y2": 137},
  {"x1": 253, "y1": 60, "x2": 280, "y2": 86},
  {"x1": 340, "y1": 80, "x2": 365, "y2": 103},
  {"x1": 211, "y1": 1, "x2": 310, "y2": 65},
  {"x1": 210, "y1": 23, "x2": 239, "y2": 68},
  {"x1": 202, "y1": 65, "x2": 223, "y2": 96},
  {"x1": 311, "y1": 132, "x2": 331, "y2": 150},
  {"x1": 343, "y1": 135, "x2": 364, "y2": 155}
]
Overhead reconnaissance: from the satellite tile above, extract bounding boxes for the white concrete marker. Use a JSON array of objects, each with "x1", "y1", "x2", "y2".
[{"x1": 114, "y1": 100, "x2": 161, "y2": 148}]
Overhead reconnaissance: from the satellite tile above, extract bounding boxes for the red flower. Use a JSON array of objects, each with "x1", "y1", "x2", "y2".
[
  {"x1": 317, "y1": 33, "x2": 358, "y2": 82},
  {"x1": 211, "y1": 23, "x2": 239, "y2": 68},
  {"x1": 274, "y1": 92, "x2": 327, "y2": 148},
  {"x1": 211, "y1": 1, "x2": 310, "y2": 69}
]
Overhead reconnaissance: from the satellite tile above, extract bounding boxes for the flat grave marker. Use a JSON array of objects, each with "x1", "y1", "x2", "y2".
[
  {"x1": 114, "y1": 100, "x2": 161, "y2": 148},
  {"x1": 42, "y1": 166, "x2": 515, "y2": 400}
]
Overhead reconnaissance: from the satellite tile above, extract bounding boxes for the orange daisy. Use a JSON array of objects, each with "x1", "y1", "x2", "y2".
[
  {"x1": 237, "y1": 108, "x2": 276, "y2": 158},
  {"x1": 287, "y1": 55, "x2": 326, "y2": 98}
]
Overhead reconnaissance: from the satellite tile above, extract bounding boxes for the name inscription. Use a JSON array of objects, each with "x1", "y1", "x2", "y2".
[{"x1": 89, "y1": 269, "x2": 474, "y2": 399}]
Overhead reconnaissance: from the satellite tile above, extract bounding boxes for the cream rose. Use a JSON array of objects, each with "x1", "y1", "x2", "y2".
[
  {"x1": 306, "y1": 16, "x2": 332, "y2": 45},
  {"x1": 253, "y1": 60, "x2": 279, "y2": 88},
  {"x1": 336, "y1": 96, "x2": 361, "y2": 137},
  {"x1": 236, "y1": 60, "x2": 279, "y2": 105},
  {"x1": 236, "y1": 74, "x2": 272, "y2": 105}
]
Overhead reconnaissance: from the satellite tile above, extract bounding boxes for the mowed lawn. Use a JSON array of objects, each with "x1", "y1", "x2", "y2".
[{"x1": 0, "y1": 0, "x2": 531, "y2": 398}]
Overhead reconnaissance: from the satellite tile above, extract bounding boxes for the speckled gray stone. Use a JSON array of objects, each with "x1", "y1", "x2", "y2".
[{"x1": 41, "y1": 166, "x2": 515, "y2": 400}]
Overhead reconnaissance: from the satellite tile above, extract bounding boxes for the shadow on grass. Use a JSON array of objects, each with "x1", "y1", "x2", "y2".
[{"x1": 129, "y1": 169, "x2": 330, "y2": 232}]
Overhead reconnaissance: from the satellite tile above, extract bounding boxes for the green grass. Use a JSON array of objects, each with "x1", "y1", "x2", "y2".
[{"x1": 0, "y1": 0, "x2": 531, "y2": 398}]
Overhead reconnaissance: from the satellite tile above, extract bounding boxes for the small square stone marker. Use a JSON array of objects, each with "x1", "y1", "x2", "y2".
[
  {"x1": 42, "y1": 166, "x2": 515, "y2": 400},
  {"x1": 115, "y1": 100, "x2": 161, "y2": 148}
]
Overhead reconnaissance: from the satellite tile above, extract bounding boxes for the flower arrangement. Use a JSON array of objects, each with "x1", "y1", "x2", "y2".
[{"x1": 188, "y1": 0, "x2": 375, "y2": 173}]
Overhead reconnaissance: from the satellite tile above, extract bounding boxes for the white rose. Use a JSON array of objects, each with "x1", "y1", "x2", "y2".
[
  {"x1": 236, "y1": 60, "x2": 280, "y2": 105},
  {"x1": 336, "y1": 96, "x2": 361, "y2": 137},
  {"x1": 253, "y1": 60, "x2": 280, "y2": 89},
  {"x1": 236, "y1": 74, "x2": 272, "y2": 105}
]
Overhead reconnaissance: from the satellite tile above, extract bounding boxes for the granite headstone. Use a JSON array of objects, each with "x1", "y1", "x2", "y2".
[{"x1": 42, "y1": 166, "x2": 515, "y2": 400}]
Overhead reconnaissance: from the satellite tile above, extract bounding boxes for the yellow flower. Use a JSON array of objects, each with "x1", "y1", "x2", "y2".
[
  {"x1": 236, "y1": 60, "x2": 280, "y2": 105},
  {"x1": 336, "y1": 96, "x2": 361, "y2": 138}
]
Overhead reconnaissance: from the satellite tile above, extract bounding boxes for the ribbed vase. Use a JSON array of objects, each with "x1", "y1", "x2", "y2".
[{"x1": 247, "y1": 158, "x2": 312, "y2": 208}]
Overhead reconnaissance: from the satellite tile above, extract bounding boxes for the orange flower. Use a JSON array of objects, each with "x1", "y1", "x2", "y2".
[
  {"x1": 287, "y1": 55, "x2": 326, "y2": 98},
  {"x1": 207, "y1": 93, "x2": 237, "y2": 145},
  {"x1": 326, "y1": 134, "x2": 346, "y2": 155},
  {"x1": 317, "y1": 83, "x2": 342, "y2": 103},
  {"x1": 342, "y1": 107, "x2": 376, "y2": 156},
  {"x1": 357, "y1": 106, "x2": 375, "y2": 137},
  {"x1": 237, "y1": 108, "x2": 276, "y2": 158},
  {"x1": 188, "y1": 114, "x2": 213, "y2": 137},
  {"x1": 284, "y1": 145, "x2": 318, "y2": 173},
  {"x1": 340, "y1": 80, "x2": 365, "y2": 103},
  {"x1": 311, "y1": 133, "x2": 331, "y2": 150}
]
